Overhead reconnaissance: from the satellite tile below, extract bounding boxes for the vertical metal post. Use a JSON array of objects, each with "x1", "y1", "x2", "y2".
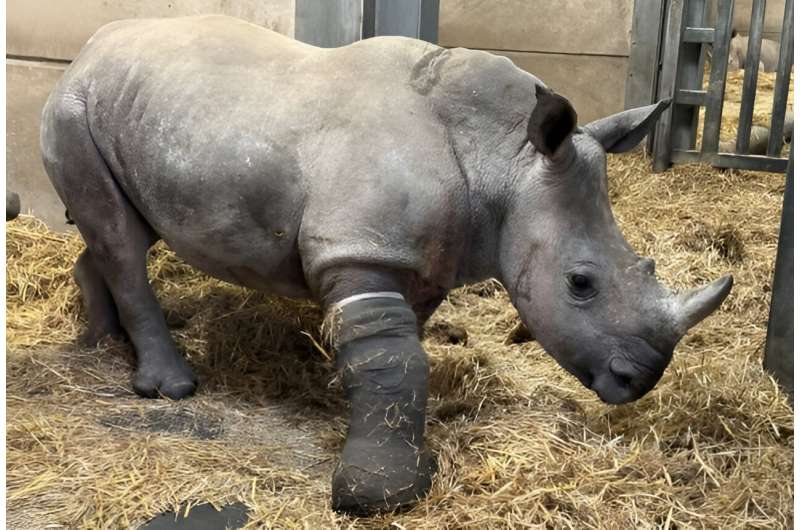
[
  {"x1": 700, "y1": 0, "x2": 734, "y2": 153},
  {"x1": 294, "y1": 0, "x2": 363, "y2": 48},
  {"x1": 767, "y1": 0, "x2": 794, "y2": 156},
  {"x1": 671, "y1": 0, "x2": 708, "y2": 151},
  {"x1": 419, "y1": 0, "x2": 440, "y2": 43},
  {"x1": 653, "y1": 0, "x2": 688, "y2": 171},
  {"x1": 764, "y1": 143, "x2": 793, "y2": 396},
  {"x1": 735, "y1": 0, "x2": 766, "y2": 154},
  {"x1": 362, "y1": 0, "x2": 439, "y2": 43},
  {"x1": 626, "y1": 0, "x2": 668, "y2": 110}
]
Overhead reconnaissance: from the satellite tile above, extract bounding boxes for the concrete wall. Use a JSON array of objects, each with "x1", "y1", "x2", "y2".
[
  {"x1": 439, "y1": 0, "x2": 634, "y2": 124},
  {"x1": 6, "y1": 0, "x2": 294, "y2": 230},
  {"x1": 6, "y1": 59, "x2": 69, "y2": 228},
  {"x1": 7, "y1": 0, "x2": 295, "y2": 61}
]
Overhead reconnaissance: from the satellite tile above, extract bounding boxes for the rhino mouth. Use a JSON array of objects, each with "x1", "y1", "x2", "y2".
[
  {"x1": 559, "y1": 339, "x2": 670, "y2": 405},
  {"x1": 593, "y1": 342, "x2": 670, "y2": 404}
]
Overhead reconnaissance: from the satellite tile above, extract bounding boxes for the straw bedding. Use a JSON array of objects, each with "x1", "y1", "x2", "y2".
[{"x1": 6, "y1": 70, "x2": 793, "y2": 529}]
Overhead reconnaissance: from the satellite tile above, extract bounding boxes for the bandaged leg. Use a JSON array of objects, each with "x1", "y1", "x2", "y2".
[{"x1": 329, "y1": 294, "x2": 435, "y2": 514}]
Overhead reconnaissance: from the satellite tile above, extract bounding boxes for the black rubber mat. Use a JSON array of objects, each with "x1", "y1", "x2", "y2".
[{"x1": 139, "y1": 502, "x2": 249, "y2": 530}]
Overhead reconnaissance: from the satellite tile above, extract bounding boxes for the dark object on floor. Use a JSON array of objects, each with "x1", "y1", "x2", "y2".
[
  {"x1": 427, "y1": 322, "x2": 469, "y2": 345},
  {"x1": 6, "y1": 191, "x2": 20, "y2": 221},
  {"x1": 100, "y1": 407, "x2": 223, "y2": 440},
  {"x1": 505, "y1": 321, "x2": 535, "y2": 345},
  {"x1": 139, "y1": 502, "x2": 249, "y2": 530}
]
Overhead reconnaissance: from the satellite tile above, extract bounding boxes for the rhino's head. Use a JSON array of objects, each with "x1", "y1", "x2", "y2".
[
  {"x1": 727, "y1": 30, "x2": 746, "y2": 70},
  {"x1": 500, "y1": 86, "x2": 733, "y2": 405}
]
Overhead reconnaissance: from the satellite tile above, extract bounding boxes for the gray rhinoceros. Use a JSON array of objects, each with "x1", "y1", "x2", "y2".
[
  {"x1": 728, "y1": 29, "x2": 780, "y2": 72},
  {"x1": 40, "y1": 15, "x2": 732, "y2": 515}
]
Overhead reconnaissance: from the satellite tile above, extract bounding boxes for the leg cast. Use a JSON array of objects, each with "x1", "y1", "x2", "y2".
[{"x1": 330, "y1": 296, "x2": 435, "y2": 514}]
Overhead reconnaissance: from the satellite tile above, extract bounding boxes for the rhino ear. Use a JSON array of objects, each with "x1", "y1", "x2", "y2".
[
  {"x1": 582, "y1": 99, "x2": 671, "y2": 153},
  {"x1": 527, "y1": 85, "x2": 577, "y2": 157}
]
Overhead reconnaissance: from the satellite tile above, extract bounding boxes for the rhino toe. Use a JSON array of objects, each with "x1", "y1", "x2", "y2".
[
  {"x1": 331, "y1": 446, "x2": 436, "y2": 515},
  {"x1": 133, "y1": 365, "x2": 197, "y2": 400}
]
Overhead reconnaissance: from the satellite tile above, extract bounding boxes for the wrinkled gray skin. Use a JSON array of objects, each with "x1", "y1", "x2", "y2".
[
  {"x1": 728, "y1": 31, "x2": 780, "y2": 72},
  {"x1": 41, "y1": 15, "x2": 733, "y2": 512},
  {"x1": 719, "y1": 125, "x2": 770, "y2": 154}
]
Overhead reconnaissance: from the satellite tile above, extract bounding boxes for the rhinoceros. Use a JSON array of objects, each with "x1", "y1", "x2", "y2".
[
  {"x1": 728, "y1": 29, "x2": 780, "y2": 72},
  {"x1": 40, "y1": 15, "x2": 732, "y2": 514}
]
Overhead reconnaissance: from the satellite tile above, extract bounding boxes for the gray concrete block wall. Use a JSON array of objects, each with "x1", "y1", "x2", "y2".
[
  {"x1": 438, "y1": 0, "x2": 634, "y2": 124},
  {"x1": 706, "y1": 0, "x2": 788, "y2": 40},
  {"x1": 7, "y1": 0, "x2": 295, "y2": 61},
  {"x1": 495, "y1": 52, "x2": 628, "y2": 124},
  {"x1": 6, "y1": 0, "x2": 294, "y2": 230},
  {"x1": 6, "y1": 60, "x2": 69, "y2": 229},
  {"x1": 733, "y1": 0, "x2": 787, "y2": 38},
  {"x1": 439, "y1": 0, "x2": 632, "y2": 55}
]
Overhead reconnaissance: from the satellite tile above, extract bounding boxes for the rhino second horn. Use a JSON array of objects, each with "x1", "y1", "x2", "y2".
[{"x1": 673, "y1": 275, "x2": 734, "y2": 333}]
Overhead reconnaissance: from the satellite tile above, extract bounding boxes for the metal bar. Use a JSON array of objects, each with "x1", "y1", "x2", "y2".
[
  {"x1": 626, "y1": 0, "x2": 668, "y2": 109},
  {"x1": 294, "y1": 0, "x2": 362, "y2": 48},
  {"x1": 676, "y1": 88, "x2": 708, "y2": 105},
  {"x1": 735, "y1": 0, "x2": 767, "y2": 154},
  {"x1": 653, "y1": 0, "x2": 687, "y2": 171},
  {"x1": 767, "y1": 0, "x2": 794, "y2": 156},
  {"x1": 362, "y1": 0, "x2": 376, "y2": 39},
  {"x1": 373, "y1": 0, "x2": 422, "y2": 38},
  {"x1": 764, "y1": 142, "x2": 793, "y2": 395},
  {"x1": 700, "y1": 0, "x2": 735, "y2": 153},
  {"x1": 683, "y1": 27, "x2": 716, "y2": 42},
  {"x1": 646, "y1": 0, "x2": 670, "y2": 155},
  {"x1": 671, "y1": 149, "x2": 789, "y2": 172},
  {"x1": 363, "y1": 0, "x2": 439, "y2": 43},
  {"x1": 419, "y1": 0, "x2": 440, "y2": 43},
  {"x1": 671, "y1": 0, "x2": 708, "y2": 151}
]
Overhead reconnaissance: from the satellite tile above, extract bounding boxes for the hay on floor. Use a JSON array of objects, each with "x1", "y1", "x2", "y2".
[{"x1": 6, "y1": 69, "x2": 793, "y2": 529}]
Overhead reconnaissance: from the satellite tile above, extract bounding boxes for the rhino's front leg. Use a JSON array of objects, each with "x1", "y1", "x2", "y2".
[{"x1": 322, "y1": 267, "x2": 435, "y2": 515}]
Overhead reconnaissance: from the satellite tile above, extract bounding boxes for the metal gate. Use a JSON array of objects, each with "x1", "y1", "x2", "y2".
[{"x1": 651, "y1": 0, "x2": 793, "y2": 173}]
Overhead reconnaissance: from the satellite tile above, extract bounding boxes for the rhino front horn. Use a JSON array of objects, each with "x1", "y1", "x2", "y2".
[{"x1": 674, "y1": 275, "x2": 734, "y2": 333}]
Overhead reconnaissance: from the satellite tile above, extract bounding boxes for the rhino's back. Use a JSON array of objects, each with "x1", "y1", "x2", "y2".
[{"x1": 46, "y1": 16, "x2": 469, "y2": 298}]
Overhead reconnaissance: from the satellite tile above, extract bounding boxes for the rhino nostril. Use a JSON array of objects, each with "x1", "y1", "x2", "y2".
[
  {"x1": 613, "y1": 372, "x2": 632, "y2": 388},
  {"x1": 609, "y1": 357, "x2": 635, "y2": 387}
]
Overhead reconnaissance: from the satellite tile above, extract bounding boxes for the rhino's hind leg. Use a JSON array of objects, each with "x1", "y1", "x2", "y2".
[
  {"x1": 76, "y1": 204, "x2": 196, "y2": 400},
  {"x1": 74, "y1": 249, "x2": 125, "y2": 346},
  {"x1": 42, "y1": 101, "x2": 196, "y2": 400}
]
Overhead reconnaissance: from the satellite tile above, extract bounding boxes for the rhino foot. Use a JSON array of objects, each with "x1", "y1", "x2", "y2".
[
  {"x1": 132, "y1": 359, "x2": 197, "y2": 400},
  {"x1": 332, "y1": 440, "x2": 436, "y2": 515}
]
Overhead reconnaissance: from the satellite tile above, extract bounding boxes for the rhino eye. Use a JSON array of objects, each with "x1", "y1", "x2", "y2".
[{"x1": 567, "y1": 273, "x2": 596, "y2": 300}]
